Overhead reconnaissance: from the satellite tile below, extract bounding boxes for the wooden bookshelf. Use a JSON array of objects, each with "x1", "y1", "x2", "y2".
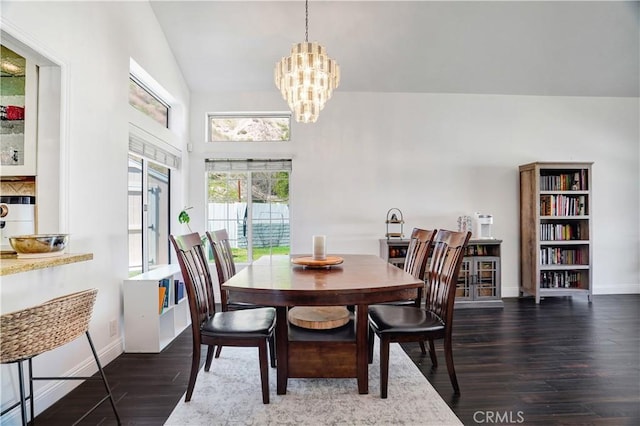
[{"x1": 519, "y1": 162, "x2": 593, "y2": 304}]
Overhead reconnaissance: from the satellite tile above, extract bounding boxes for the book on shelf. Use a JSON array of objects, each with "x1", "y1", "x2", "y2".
[
  {"x1": 174, "y1": 279, "x2": 185, "y2": 304},
  {"x1": 540, "y1": 194, "x2": 586, "y2": 216},
  {"x1": 159, "y1": 278, "x2": 170, "y2": 312},
  {"x1": 158, "y1": 286, "x2": 166, "y2": 314},
  {"x1": 540, "y1": 270, "x2": 583, "y2": 289},
  {"x1": 540, "y1": 170, "x2": 588, "y2": 191}
]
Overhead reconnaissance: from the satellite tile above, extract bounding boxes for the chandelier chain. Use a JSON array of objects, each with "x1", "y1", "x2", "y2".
[{"x1": 305, "y1": 0, "x2": 309, "y2": 42}]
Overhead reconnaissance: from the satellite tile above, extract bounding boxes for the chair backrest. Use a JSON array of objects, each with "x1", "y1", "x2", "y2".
[
  {"x1": 205, "y1": 229, "x2": 237, "y2": 309},
  {"x1": 170, "y1": 233, "x2": 217, "y2": 332},
  {"x1": 423, "y1": 230, "x2": 471, "y2": 329},
  {"x1": 0, "y1": 288, "x2": 97, "y2": 363},
  {"x1": 206, "y1": 229, "x2": 236, "y2": 285},
  {"x1": 404, "y1": 228, "x2": 436, "y2": 280}
]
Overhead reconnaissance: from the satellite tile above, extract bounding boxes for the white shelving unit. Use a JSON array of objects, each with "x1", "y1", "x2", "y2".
[{"x1": 123, "y1": 264, "x2": 190, "y2": 353}]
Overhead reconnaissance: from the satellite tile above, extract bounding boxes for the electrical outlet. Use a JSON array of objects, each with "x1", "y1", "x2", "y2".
[{"x1": 109, "y1": 319, "x2": 118, "y2": 337}]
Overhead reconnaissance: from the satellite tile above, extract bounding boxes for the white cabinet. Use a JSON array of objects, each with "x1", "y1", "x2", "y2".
[{"x1": 123, "y1": 264, "x2": 190, "y2": 353}]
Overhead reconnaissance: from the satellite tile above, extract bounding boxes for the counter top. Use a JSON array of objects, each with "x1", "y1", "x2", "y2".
[{"x1": 0, "y1": 253, "x2": 94, "y2": 276}]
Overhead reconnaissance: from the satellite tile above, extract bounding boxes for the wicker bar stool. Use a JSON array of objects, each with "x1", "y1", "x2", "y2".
[{"x1": 0, "y1": 288, "x2": 121, "y2": 425}]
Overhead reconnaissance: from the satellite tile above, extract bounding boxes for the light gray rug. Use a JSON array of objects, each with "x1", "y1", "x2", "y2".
[{"x1": 165, "y1": 340, "x2": 462, "y2": 425}]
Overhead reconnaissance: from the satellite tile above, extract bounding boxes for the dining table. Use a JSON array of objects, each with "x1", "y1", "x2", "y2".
[{"x1": 221, "y1": 254, "x2": 423, "y2": 395}]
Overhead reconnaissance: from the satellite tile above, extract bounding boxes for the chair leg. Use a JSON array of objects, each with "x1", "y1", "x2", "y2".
[
  {"x1": 214, "y1": 345, "x2": 222, "y2": 359},
  {"x1": 443, "y1": 336, "x2": 460, "y2": 395},
  {"x1": 28, "y1": 358, "x2": 34, "y2": 424},
  {"x1": 258, "y1": 341, "x2": 270, "y2": 404},
  {"x1": 268, "y1": 335, "x2": 276, "y2": 368},
  {"x1": 204, "y1": 345, "x2": 215, "y2": 372},
  {"x1": 185, "y1": 339, "x2": 202, "y2": 402},
  {"x1": 368, "y1": 326, "x2": 374, "y2": 364},
  {"x1": 17, "y1": 360, "x2": 28, "y2": 426},
  {"x1": 419, "y1": 341, "x2": 427, "y2": 354},
  {"x1": 85, "y1": 332, "x2": 122, "y2": 425},
  {"x1": 379, "y1": 336, "x2": 390, "y2": 399},
  {"x1": 428, "y1": 339, "x2": 438, "y2": 367}
]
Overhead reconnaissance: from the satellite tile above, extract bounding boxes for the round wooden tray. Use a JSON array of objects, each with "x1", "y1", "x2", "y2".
[
  {"x1": 288, "y1": 306, "x2": 350, "y2": 330},
  {"x1": 291, "y1": 256, "x2": 344, "y2": 268}
]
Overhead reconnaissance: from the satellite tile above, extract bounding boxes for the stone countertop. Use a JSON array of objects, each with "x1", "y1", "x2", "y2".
[{"x1": 0, "y1": 253, "x2": 93, "y2": 276}]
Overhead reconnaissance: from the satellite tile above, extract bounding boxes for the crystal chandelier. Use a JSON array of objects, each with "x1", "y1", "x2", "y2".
[{"x1": 274, "y1": 0, "x2": 340, "y2": 123}]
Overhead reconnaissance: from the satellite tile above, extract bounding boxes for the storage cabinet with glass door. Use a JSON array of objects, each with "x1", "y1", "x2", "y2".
[
  {"x1": 379, "y1": 238, "x2": 503, "y2": 308},
  {"x1": 455, "y1": 240, "x2": 503, "y2": 308}
]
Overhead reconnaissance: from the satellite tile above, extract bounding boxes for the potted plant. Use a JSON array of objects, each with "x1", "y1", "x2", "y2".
[{"x1": 178, "y1": 207, "x2": 193, "y2": 232}]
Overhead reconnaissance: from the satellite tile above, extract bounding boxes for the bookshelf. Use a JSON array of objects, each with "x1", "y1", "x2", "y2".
[
  {"x1": 379, "y1": 238, "x2": 503, "y2": 308},
  {"x1": 123, "y1": 264, "x2": 190, "y2": 352},
  {"x1": 519, "y1": 162, "x2": 593, "y2": 304}
]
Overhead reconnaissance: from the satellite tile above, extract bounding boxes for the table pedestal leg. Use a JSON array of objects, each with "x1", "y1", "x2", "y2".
[{"x1": 276, "y1": 307, "x2": 288, "y2": 395}]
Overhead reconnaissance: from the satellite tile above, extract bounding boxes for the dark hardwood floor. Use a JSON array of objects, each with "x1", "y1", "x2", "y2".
[{"x1": 32, "y1": 294, "x2": 639, "y2": 425}]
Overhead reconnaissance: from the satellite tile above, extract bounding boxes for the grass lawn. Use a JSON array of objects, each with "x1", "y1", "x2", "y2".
[{"x1": 231, "y1": 246, "x2": 290, "y2": 263}]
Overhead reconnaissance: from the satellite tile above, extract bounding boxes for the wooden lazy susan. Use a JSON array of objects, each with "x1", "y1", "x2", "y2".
[
  {"x1": 288, "y1": 306, "x2": 350, "y2": 330},
  {"x1": 291, "y1": 256, "x2": 344, "y2": 268}
]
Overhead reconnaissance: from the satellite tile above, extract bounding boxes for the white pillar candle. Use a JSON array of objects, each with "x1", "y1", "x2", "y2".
[{"x1": 312, "y1": 235, "x2": 326, "y2": 260}]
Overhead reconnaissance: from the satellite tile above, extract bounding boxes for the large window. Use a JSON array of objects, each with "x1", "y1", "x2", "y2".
[
  {"x1": 206, "y1": 159, "x2": 291, "y2": 263},
  {"x1": 128, "y1": 155, "x2": 171, "y2": 276}
]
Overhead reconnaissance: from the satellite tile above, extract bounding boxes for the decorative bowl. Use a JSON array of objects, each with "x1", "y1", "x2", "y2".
[{"x1": 9, "y1": 234, "x2": 69, "y2": 255}]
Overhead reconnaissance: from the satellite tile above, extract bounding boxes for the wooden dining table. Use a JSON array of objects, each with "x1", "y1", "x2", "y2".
[{"x1": 221, "y1": 254, "x2": 423, "y2": 395}]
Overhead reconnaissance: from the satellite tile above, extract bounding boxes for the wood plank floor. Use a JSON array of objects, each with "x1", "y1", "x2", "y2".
[{"x1": 31, "y1": 294, "x2": 639, "y2": 425}]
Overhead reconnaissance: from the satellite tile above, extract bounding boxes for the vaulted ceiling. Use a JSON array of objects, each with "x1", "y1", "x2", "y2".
[{"x1": 150, "y1": 1, "x2": 639, "y2": 97}]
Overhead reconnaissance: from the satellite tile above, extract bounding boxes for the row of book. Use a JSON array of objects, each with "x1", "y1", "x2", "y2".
[
  {"x1": 540, "y1": 223, "x2": 583, "y2": 241},
  {"x1": 540, "y1": 170, "x2": 588, "y2": 191},
  {"x1": 158, "y1": 278, "x2": 186, "y2": 314},
  {"x1": 465, "y1": 245, "x2": 492, "y2": 256},
  {"x1": 540, "y1": 194, "x2": 586, "y2": 216},
  {"x1": 540, "y1": 271, "x2": 584, "y2": 289},
  {"x1": 540, "y1": 247, "x2": 587, "y2": 265}
]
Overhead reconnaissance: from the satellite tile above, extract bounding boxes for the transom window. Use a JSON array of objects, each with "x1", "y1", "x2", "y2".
[
  {"x1": 129, "y1": 76, "x2": 169, "y2": 128},
  {"x1": 207, "y1": 112, "x2": 291, "y2": 142}
]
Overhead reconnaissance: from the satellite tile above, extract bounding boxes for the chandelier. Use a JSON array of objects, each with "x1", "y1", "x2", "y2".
[{"x1": 274, "y1": 0, "x2": 340, "y2": 123}]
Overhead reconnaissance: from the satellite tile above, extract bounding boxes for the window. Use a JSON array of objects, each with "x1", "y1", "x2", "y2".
[
  {"x1": 206, "y1": 159, "x2": 291, "y2": 263},
  {"x1": 129, "y1": 76, "x2": 169, "y2": 128},
  {"x1": 208, "y1": 112, "x2": 291, "y2": 142},
  {"x1": 128, "y1": 155, "x2": 171, "y2": 276}
]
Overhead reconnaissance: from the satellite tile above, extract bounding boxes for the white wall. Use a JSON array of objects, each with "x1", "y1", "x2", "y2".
[
  {"x1": 1, "y1": 1, "x2": 189, "y2": 420},
  {"x1": 190, "y1": 91, "x2": 640, "y2": 297}
]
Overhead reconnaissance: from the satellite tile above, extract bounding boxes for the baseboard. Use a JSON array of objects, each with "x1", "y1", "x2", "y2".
[{"x1": 593, "y1": 283, "x2": 640, "y2": 295}]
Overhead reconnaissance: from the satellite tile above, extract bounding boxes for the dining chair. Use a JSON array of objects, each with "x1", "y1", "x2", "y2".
[
  {"x1": 387, "y1": 227, "x2": 436, "y2": 306},
  {"x1": 368, "y1": 229, "x2": 471, "y2": 397},
  {"x1": 169, "y1": 232, "x2": 276, "y2": 404},
  {"x1": 205, "y1": 229, "x2": 276, "y2": 367},
  {"x1": 0, "y1": 289, "x2": 121, "y2": 425}
]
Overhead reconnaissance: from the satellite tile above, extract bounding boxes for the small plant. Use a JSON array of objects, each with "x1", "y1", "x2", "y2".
[{"x1": 178, "y1": 207, "x2": 193, "y2": 232}]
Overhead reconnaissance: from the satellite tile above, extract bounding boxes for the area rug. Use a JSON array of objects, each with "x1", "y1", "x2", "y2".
[{"x1": 165, "y1": 339, "x2": 462, "y2": 426}]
